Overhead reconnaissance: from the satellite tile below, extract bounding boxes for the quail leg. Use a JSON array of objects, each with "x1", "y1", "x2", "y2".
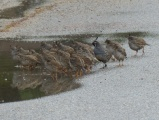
[
  {"x1": 111, "y1": 55, "x2": 116, "y2": 61},
  {"x1": 104, "y1": 63, "x2": 107, "y2": 68},
  {"x1": 86, "y1": 66, "x2": 91, "y2": 74},
  {"x1": 75, "y1": 70, "x2": 79, "y2": 78},
  {"x1": 121, "y1": 61, "x2": 124, "y2": 66},
  {"x1": 101, "y1": 63, "x2": 107, "y2": 69},
  {"x1": 142, "y1": 47, "x2": 145, "y2": 55},
  {"x1": 117, "y1": 61, "x2": 121, "y2": 67},
  {"x1": 135, "y1": 51, "x2": 138, "y2": 56}
]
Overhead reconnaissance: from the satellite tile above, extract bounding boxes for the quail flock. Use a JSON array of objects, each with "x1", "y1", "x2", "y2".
[
  {"x1": 11, "y1": 41, "x2": 97, "y2": 81},
  {"x1": 11, "y1": 35, "x2": 149, "y2": 81}
]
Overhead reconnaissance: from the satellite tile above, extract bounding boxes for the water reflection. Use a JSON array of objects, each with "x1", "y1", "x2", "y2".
[
  {"x1": 0, "y1": 50, "x2": 81, "y2": 103},
  {"x1": 11, "y1": 70, "x2": 81, "y2": 95},
  {"x1": 11, "y1": 70, "x2": 45, "y2": 90},
  {"x1": 40, "y1": 77, "x2": 81, "y2": 95}
]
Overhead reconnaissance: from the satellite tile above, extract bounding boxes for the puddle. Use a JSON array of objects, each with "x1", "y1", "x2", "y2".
[
  {"x1": 0, "y1": 0, "x2": 44, "y2": 19},
  {"x1": 0, "y1": 32, "x2": 153, "y2": 103},
  {"x1": 0, "y1": 49, "x2": 81, "y2": 104}
]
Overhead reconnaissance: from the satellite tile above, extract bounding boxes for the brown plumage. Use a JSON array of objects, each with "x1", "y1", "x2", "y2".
[
  {"x1": 30, "y1": 49, "x2": 43, "y2": 64},
  {"x1": 56, "y1": 42, "x2": 74, "y2": 54},
  {"x1": 41, "y1": 42, "x2": 53, "y2": 50},
  {"x1": 18, "y1": 54, "x2": 41, "y2": 70},
  {"x1": 75, "y1": 41, "x2": 93, "y2": 54},
  {"x1": 128, "y1": 35, "x2": 149, "y2": 55},
  {"x1": 105, "y1": 39, "x2": 127, "y2": 66},
  {"x1": 74, "y1": 47, "x2": 93, "y2": 73},
  {"x1": 19, "y1": 47, "x2": 31, "y2": 55},
  {"x1": 113, "y1": 46, "x2": 127, "y2": 66},
  {"x1": 72, "y1": 41, "x2": 97, "y2": 63},
  {"x1": 41, "y1": 56, "x2": 64, "y2": 81},
  {"x1": 105, "y1": 39, "x2": 123, "y2": 54},
  {"x1": 42, "y1": 48, "x2": 73, "y2": 76},
  {"x1": 70, "y1": 54, "x2": 85, "y2": 78}
]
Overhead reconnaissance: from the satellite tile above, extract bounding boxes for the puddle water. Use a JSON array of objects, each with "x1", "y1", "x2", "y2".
[
  {"x1": 0, "y1": 50, "x2": 81, "y2": 103},
  {"x1": 0, "y1": 39, "x2": 83, "y2": 103},
  {"x1": 0, "y1": 32, "x2": 153, "y2": 103},
  {"x1": 0, "y1": 0, "x2": 44, "y2": 19}
]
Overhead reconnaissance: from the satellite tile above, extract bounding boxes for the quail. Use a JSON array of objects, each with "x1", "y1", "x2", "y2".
[
  {"x1": 70, "y1": 53, "x2": 85, "y2": 78},
  {"x1": 72, "y1": 41, "x2": 97, "y2": 63},
  {"x1": 56, "y1": 42, "x2": 75, "y2": 54},
  {"x1": 92, "y1": 38, "x2": 112, "y2": 68},
  {"x1": 128, "y1": 35, "x2": 149, "y2": 55},
  {"x1": 17, "y1": 54, "x2": 41, "y2": 70},
  {"x1": 30, "y1": 49, "x2": 43, "y2": 65},
  {"x1": 40, "y1": 56, "x2": 63, "y2": 81},
  {"x1": 19, "y1": 47, "x2": 31, "y2": 55},
  {"x1": 10, "y1": 45, "x2": 20, "y2": 61},
  {"x1": 75, "y1": 41, "x2": 94, "y2": 55},
  {"x1": 74, "y1": 47, "x2": 93, "y2": 73},
  {"x1": 42, "y1": 48, "x2": 73, "y2": 76},
  {"x1": 105, "y1": 39, "x2": 122, "y2": 54},
  {"x1": 41, "y1": 42, "x2": 53, "y2": 50},
  {"x1": 105, "y1": 39, "x2": 127, "y2": 66}
]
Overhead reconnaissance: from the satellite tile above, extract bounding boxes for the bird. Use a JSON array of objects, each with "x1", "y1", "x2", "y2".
[
  {"x1": 17, "y1": 54, "x2": 41, "y2": 70},
  {"x1": 74, "y1": 41, "x2": 94, "y2": 55},
  {"x1": 128, "y1": 35, "x2": 149, "y2": 55},
  {"x1": 105, "y1": 39, "x2": 127, "y2": 66},
  {"x1": 30, "y1": 49, "x2": 43, "y2": 65},
  {"x1": 10, "y1": 45, "x2": 20, "y2": 61},
  {"x1": 41, "y1": 42, "x2": 53, "y2": 50},
  {"x1": 40, "y1": 56, "x2": 63, "y2": 81},
  {"x1": 56, "y1": 42, "x2": 75, "y2": 54},
  {"x1": 41, "y1": 48, "x2": 73, "y2": 77},
  {"x1": 105, "y1": 39, "x2": 122, "y2": 54},
  {"x1": 19, "y1": 47, "x2": 31, "y2": 55},
  {"x1": 113, "y1": 46, "x2": 127, "y2": 66},
  {"x1": 72, "y1": 41, "x2": 98, "y2": 64},
  {"x1": 92, "y1": 38, "x2": 112, "y2": 68},
  {"x1": 70, "y1": 53, "x2": 86, "y2": 78},
  {"x1": 74, "y1": 47, "x2": 93, "y2": 73}
]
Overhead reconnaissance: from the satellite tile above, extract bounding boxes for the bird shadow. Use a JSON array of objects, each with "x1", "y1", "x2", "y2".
[
  {"x1": 128, "y1": 54, "x2": 148, "y2": 59},
  {"x1": 85, "y1": 63, "x2": 127, "y2": 77}
]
